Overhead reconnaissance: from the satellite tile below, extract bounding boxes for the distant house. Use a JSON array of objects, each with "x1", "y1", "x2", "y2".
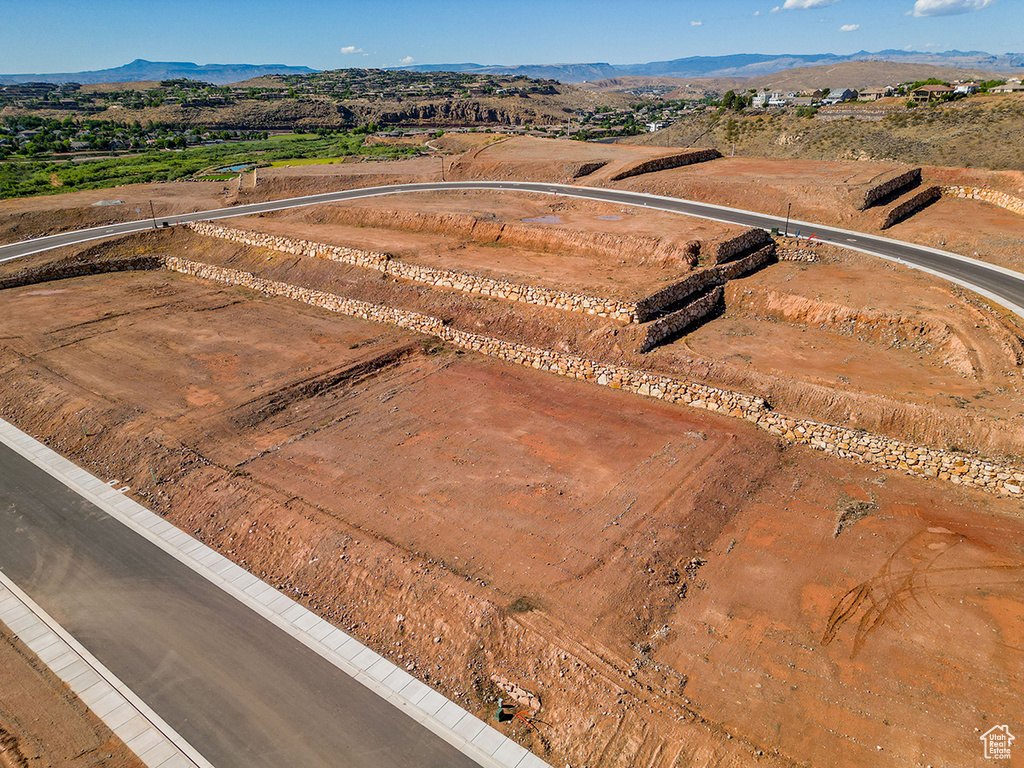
[
  {"x1": 767, "y1": 92, "x2": 789, "y2": 107},
  {"x1": 912, "y1": 84, "x2": 954, "y2": 102},
  {"x1": 790, "y1": 96, "x2": 816, "y2": 107},
  {"x1": 645, "y1": 121, "x2": 664, "y2": 133},
  {"x1": 954, "y1": 82, "x2": 980, "y2": 95},
  {"x1": 823, "y1": 87, "x2": 858, "y2": 104},
  {"x1": 990, "y1": 81, "x2": 1024, "y2": 93},
  {"x1": 751, "y1": 92, "x2": 768, "y2": 108},
  {"x1": 859, "y1": 86, "x2": 893, "y2": 101}
]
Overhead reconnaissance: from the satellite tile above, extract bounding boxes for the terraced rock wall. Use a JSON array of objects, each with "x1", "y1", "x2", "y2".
[
  {"x1": 188, "y1": 221, "x2": 639, "y2": 322},
  {"x1": 635, "y1": 242, "x2": 775, "y2": 321},
  {"x1": 162, "y1": 256, "x2": 1023, "y2": 497},
  {"x1": 711, "y1": 227, "x2": 772, "y2": 265},
  {"x1": 638, "y1": 286, "x2": 724, "y2": 353},
  {"x1": 942, "y1": 186, "x2": 1024, "y2": 216}
]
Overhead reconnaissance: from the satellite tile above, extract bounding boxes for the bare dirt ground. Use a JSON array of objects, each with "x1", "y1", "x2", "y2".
[
  {"x1": 614, "y1": 155, "x2": 1024, "y2": 271},
  {"x1": 1, "y1": 260, "x2": 1023, "y2": 768},
  {"x1": 2, "y1": 139, "x2": 1024, "y2": 768},
  {"x1": 0, "y1": 181, "x2": 230, "y2": 245},
  {"x1": 235, "y1": 190, "x2": 738, "y2": 299},
  {"x1": 4, "y1": 136, "x2": 1023, "y2": 271},
  {"x1": 652, "y1": 240, "x2": 1024, "y2": 456},
  {"x1": 0, "y1": 620, "x2": 144, "y2": 768}
]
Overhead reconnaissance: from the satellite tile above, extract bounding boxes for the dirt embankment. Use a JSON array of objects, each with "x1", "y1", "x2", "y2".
[
  {"x1": 297, "y1": 205, "x2": 699, "y2": 269},
  {"x1": 733, "y1": 289, "x2": 985, "y2": 376}
]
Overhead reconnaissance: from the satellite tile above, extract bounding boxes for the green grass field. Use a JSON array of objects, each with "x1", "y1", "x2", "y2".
[
  {"x1": 269, "y1": 157, "x2": 349, "y2": 167},
  {"x1": 0, "y1": 133, "x2": 420, "y2": 199}
]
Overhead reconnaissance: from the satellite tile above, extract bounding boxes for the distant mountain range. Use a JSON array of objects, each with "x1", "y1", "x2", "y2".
[
  {"x1": 0, "y1": 59, "x2": 317, "y2": 86},
  {"x1": 3, "y1": 51, "x2": 1022, "y2": 88},
  {"x1": 397, "y1": 50, "x2": 1024, "y2": 83}
]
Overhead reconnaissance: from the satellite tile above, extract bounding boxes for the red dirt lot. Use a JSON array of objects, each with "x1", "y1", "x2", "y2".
[
  {"x1": 0, "y1": 621, "x2": 144, "y2": 768},
  {"x1": 3, "y1": 139, "x2": 1024, "y2": 768},
  {"x1": 654, "y1": 245, "x2": 1024, "y2": 456},
  {"x1": 1, "y1": 268, "x2": 1023, "y2": 768},
  {"x1": 236, "y1": 190, "x2": 738, "y2": 299}
]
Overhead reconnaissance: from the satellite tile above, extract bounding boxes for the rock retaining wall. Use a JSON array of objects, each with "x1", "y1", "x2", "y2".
[
  {"x1": 942, "y1": 186, "x2": 1024, "y2": 217},
  {"x1": 880, "y1": 185, "x2": 941, "y2": 229},
  {"x1": 857, "y1": 168, "x2": 921, "y2": 210},
  {"x1": 712, "y1": 228, "x2": 772, "y2": 264},
  {"x1": 571, "y1": 160, "x2": 609, "y2": 178},
  {"x1": 754, "y1": 412, "x2": 1023, "y2": 495},
  {"x1": 638, "y1": 286, "x2": 724, "y2": 352},
  {"x1": 635, "y1": 243, "x2": 775, "y2": 321},
  {"x1": 188, "y1": 221, "x2": 639, "y2": 322},
  {"x1": 161, "y1": 256, "x2": 1023, "y2": 497},
  {"x1": 609, "y1": 149, "x2": 722, "y2": 182}
]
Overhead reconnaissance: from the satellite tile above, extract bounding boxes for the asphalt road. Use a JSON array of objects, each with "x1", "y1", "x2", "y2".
[
  {"x1": 0, "y1": 442, "x2": 481, "y2": 768},
  {"x1": 2, "y1": 180, "x2": 1023, "y2": 316}
]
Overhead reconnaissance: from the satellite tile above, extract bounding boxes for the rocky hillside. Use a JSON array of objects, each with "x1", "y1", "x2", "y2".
[{"x1": 627, "y1": 93, "x2": 1024, "y2": 171}]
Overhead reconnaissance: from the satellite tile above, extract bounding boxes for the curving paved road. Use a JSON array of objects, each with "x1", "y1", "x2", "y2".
[{"x1": 3, "y1": 181, "x2": 1023, "y2": 317}]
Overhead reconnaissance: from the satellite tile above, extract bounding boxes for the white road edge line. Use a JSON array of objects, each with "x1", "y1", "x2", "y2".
[
  {"x1": 0, "y1": 418, "x2": 550, "y2": 768},
  {"x1": 0, "y1": 570, "x2": 214, "y2": 768}
]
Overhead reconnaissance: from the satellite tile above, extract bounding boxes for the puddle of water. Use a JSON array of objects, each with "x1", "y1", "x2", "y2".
[
  {"x1": 521, "y1": 215, "x2": 562, "y2": 224},
  {"x1": 214, "y1": 164, "x2": 252, "y2": 172},
  {"x1": 20, "y1": 288, "x2": 68, "y2": 296},
  {"x1": 596, "y1": 215, "x2": 622, "y2": 221}
]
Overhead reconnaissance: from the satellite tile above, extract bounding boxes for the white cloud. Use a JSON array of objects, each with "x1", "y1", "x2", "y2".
[
  {"x1": 840, "y1": 23, "x2": 860, "y2": 30},
  {"x1": 771, "y1": 5, "x2": 783, "y2": 12},
  {"x1": 913, "y1": 0, "x2": 994, "y2": 16},
  {"x1": 783, "y1": 0, "x2": 840, "y2": 8},
  {"x1": 690, "y1": 20, "x2": 703, "y2": 26},
  {"x1": 753, "y1": 9, "x2": 762, "y2": 14},
  {"x1": 400, "y1": 56, "x2": 415, "y2": 65},
  {"x1": 340, "y1": 46, "x2": 364, "y2": 55}
]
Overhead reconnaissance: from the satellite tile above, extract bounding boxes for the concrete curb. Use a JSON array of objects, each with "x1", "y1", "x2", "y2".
[
  {"x1": 0, "y1": 571, "x2": 214, "y2": 768},
  {"x1": 0, "y1": 418, "x2": 552, "y2": 768}
]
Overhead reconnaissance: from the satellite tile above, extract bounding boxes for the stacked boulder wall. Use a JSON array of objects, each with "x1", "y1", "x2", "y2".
[
  {"x1": 188, "y1": 222, "x2": 640, "y2": 322},
  {"x1": 710, "y1": 227, "x2": 773, "y2": 265},
  {"x1": 608, "y1": 149, "x2": 722, "y2": 181},
  {"x1": 855, "y1": 167, "x2": 921, "y2": 210},
  {"x1": 880, "y1": 186, "x2": 941, "y2": 229},
  {"x1": 942, "y1": 186, "x2": 1024, "y2": 216},
  {"x1": 638, "y1": 286, "x2": 724, "y2": 352},
  {"x1": 635, "y1": 240, "x2": 775, "y2": 322}
]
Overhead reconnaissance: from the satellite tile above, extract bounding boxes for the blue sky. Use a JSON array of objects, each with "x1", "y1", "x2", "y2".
[{"x1": 0, "y1": 0, "x2": 1017, "y2": 73}]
